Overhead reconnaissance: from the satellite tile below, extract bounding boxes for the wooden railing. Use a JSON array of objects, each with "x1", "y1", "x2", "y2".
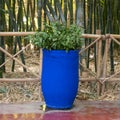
[{"x1": 0, "y1": 32, "x2": 120, "y2": 95}]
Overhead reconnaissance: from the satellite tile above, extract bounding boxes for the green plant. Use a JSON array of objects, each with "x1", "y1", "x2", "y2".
[{"x1": 27, "y1": 22, "x2": 83, "y2": 51}]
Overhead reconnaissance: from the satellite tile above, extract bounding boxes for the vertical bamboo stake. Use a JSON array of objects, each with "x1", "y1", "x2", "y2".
[
  {"x1": 101, "y1": 36, "x2": 111, "y2": 94},
  {"x1": 96, "y1": 30, "x2": 102, "y2": 96},
  {"x1": 39, "y1": 49, "x2": 43, "y2": 101}
]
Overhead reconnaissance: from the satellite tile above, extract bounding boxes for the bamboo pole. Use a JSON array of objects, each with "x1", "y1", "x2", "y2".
[
  {"x1": 0, "y1": 44, "x2": 31, "y2": 69},
  {"x1": 102, "y1": 70, "x2": 120, "y2": 83},
  {"x1": 80, "y1": 63, "x2": 97, "y2": 77},
  {"x1": 0, "y1": 32, "x2": 103, "y2": 38},
  {"x1": 101, "y1": 38, "x2": 111, "y2": 94},
  {"x1": 0, "y1": 77, "x2": 120, "y2": 82},
  {"x1": 0, "y1": 78, "x2": 39, "y2": 82},
  {"x1": 0, "y1": 32, "x2": 35, "y2": 36},
  {"x1": 0, "y1": 32, "x2": 120, "y2": 39},
  {"x1": 96, "y1": 30, "x2": 102, "y2": 95},
  {"x1": 0, "y1": 47, "x2": 39, "y2": 77},
  {"x1": 110, "y1": 35, "x2": 120, "y2": 45},
  {"x1": 79, "y1": 36, "x2": 102, "y2": 54},
  {"x1": 81, "y1": 78, "x2": 120, "y2": 82},
  {"x1": 111, "y1": 34, "x2": 120, "y2": 39}
]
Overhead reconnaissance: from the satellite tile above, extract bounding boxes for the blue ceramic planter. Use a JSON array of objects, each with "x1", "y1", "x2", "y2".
[{"x1": 41, "y1": 49, "x2": 79, "y2": 109}]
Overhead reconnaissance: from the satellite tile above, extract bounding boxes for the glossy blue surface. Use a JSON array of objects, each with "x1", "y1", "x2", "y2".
[{"x1": 41, "y1": 50, "x2": 79, "y2": 109}]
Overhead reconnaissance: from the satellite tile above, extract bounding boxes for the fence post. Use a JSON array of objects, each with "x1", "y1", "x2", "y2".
[
  {"x1": 96, "y1": 30, "x2": 102, "y2": 95},
  {"x1": 101, "y1": 35, "x2": 111, "y2": 94}
]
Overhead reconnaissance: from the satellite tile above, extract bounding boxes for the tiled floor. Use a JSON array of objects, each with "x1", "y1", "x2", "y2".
[{"x1": 0, "y1": 100, "x2": 120, "y2": 120}]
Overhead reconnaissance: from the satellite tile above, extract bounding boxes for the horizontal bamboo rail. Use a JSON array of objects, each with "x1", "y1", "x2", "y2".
[
  {"x1": 0, "y1": 77, "x2": 120, "y2": 82},
  {"x1": 0, "y1": 32, "x2": 35, "y2": 36},
  {"x1": 0, "y1": 32, "x2": 120, "y2": 39},
  {"x1": 0, "y1": 78, "x2": 39, "y2": 82}
]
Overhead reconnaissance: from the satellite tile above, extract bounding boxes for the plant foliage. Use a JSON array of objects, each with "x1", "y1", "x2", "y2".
[{"x1": 27, "y1": 22, "x2": 83, "y2": 51}]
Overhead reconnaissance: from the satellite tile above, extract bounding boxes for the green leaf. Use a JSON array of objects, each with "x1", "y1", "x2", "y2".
[
  {"x1": 26, "y1": 21, "x2": 83, "y2": 51},
  {"x1": 0, "y1": 87, "x2": 7, "y2": 93}
]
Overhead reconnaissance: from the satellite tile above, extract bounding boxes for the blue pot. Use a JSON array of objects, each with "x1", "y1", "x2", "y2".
[{"x1": 41, "y1": 49, "x2": 79, "y2": 109}]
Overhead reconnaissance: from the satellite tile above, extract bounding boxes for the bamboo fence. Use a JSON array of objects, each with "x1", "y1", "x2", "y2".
[{"x1": 0, "y1": 32, "x2": 120, "y2": 95}]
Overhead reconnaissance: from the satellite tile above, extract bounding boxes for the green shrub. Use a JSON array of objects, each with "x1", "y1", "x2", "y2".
[{"x1": 27, "y1": 22, "x2": 83, "y2": 51}]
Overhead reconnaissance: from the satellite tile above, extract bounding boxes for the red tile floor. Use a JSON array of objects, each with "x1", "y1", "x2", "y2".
[{"x1": 0, "y1": 100, "x2": 120, "y2": 120}]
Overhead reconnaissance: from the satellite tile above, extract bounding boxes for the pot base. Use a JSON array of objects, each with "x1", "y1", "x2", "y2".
[{"x1": 46, "y1": 104, "x2": 73, "y2": 109}]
